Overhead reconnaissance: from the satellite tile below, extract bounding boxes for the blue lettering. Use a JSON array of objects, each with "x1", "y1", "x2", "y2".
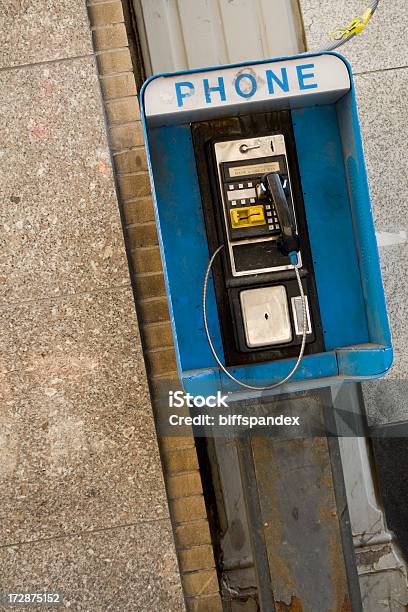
[
  {"x1": 175, "y1": 81, "x2": 195, "y2": 107},
  {"x1": 296, "y1": 64, "x2": 317, "y2": 90},
  {"x1": 234, "y1": 73, "x2": 257, "y2": 98},
  {"x1": 203, "y1": 77, "x2": 226, "y2": 104},
  {"x1": 266, "y1": 68, "x2": 289, "y2": 94}
]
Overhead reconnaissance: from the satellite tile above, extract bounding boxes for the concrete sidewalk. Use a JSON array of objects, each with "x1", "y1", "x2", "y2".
[{"x1": 0, "y1": 1, "x2": 183, "y2": 609}]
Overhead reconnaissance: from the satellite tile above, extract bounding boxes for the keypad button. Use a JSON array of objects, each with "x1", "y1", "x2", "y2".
[
  {"x1": 238, "y1": 183, "x2": 244, "y2": 189},
  {"x1": 250, "y1": 198, "x2": 255, "y2": 203},
  {"x1": 240, "y1": 199, "x2": 246, "y2": 204},
  {"x1": 228, "y1": 185, "x2": 234, "y2": 190},
  {"x1": 265, "y1": 204, "x2": 271, "y2": 210},
  {"x1": 247, "y1": 182, "x2": 253, "y2": 188},
  {"x1": 231, "y1": 200, "x2": 237, "y2": 206}
]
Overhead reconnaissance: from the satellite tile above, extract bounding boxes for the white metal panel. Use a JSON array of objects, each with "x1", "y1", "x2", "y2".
[
  {"x1": 218, "y1": 0, "x2": 268, "y2": 64},
  {"x1": 218, "y1": 0, "x2": 301, "y2": 64},
  {"x1": 340, "y1": 434, "x2": 408, "y2": 612},
  {"x1": 258, "y1": 0, "x2": 302, "y2": 57},
  {"x1": 136, "y1": 0, "x2": 188, "y2": 74},
  {"x1": 333, "y1": 385, "x2": 408, "y2": 611},
  {"x1": 135, "y1": 0, "x2": 303, "y2": 75},
  {"x1": 177, "y1": 0, "x2": 229, "y2": 69}
]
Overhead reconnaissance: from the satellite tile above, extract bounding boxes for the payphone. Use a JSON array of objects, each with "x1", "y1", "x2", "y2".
[
  {"x1": 140, "y1": 52, "x2": 392, "y2": 398},
  {"x1": 211, "y1": 134, "x2": 306, "y2": 353},
  {"x1": 192, "y1": 113, "x2": 324, "y2": 389}
]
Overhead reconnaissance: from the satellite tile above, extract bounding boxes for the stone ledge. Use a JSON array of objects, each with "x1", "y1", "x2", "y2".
[
  {"x1": 182, "y1": 569, "x2": 219, "y2": 598},
  {"x1": 167, "y1": 472, "x2": 204, "y2": 500},
  {"x1": 129, "y1": 246, "x2": 163, "y2": 274},
  {"x1": 114, "y1": 149, "x2": 148, "y2": 174},
  {"x1": 105, "y1": 97, "x2": 140, "y2": 124},
  {"x1": 178, "y1": 545, "x2": 216, "y2": 573},
  {"x1": 96, "y1": 48, "x2": 133, "y2": 75},
  {"x1": 100, "y1": 72, "x2": 137, "y2": 100},
  {"x1": 92, "y1": 23, "x2": 128, "y2": 51},
  {"x1": 163, "y1": 447, "x2": 200, "y2": 475},
  {"x1": 175, "y1": 520, "x2": 213, "y2": 549},
  {"x1": 88, "y1": 1, "x2": 124, "y2": 27},
  {"x1": 117, "y1": 172, "x2": 151, "y2": 200},
  {"x1": 109, "y1": 123, "x2": 145, "y2": 150},
  {"x1": 88, "y1": 1, "x2": 222, "y2": 604},
  {"x1": 170, "y1": 496, "x2": 208, "y2": 524},
  {"x1": 185, "y1": 594, "x2": 224, "y2": 612}
]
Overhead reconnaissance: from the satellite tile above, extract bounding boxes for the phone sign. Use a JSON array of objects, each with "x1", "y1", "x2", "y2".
[{"x1": 144, "y1": 54, "x2": 351, "y2": 121}]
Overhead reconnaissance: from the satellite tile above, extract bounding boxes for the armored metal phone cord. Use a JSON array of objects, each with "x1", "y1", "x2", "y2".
[
  {"x1": 316, "y1": 0, "x2": 380, "y2": 52},
  {"x1": 202, "y1": 245, "x2": 308, "y2": 392}
]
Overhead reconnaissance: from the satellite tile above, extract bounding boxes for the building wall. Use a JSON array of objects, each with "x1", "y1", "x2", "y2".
[
  {"x1": 0, "y1": 1, "x2": 184, "y2": 609},
  {"x1": 134, "y1": 0, "x2": 303, "y2": 74},
  {"x1": 299, "y1": 0, "x2": 408, "y2": 424}
]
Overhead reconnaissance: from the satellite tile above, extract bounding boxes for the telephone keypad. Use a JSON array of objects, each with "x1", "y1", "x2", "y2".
[{"x1": 224, "y1": 179, "x2": 283, "y2": 239}]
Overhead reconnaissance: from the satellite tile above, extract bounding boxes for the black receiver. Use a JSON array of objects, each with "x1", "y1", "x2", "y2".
[
  {"x1": 192, "y1": 112, "x2": 324, "y2": 367},
  {"x1": 260, "y1": 173, "x2": 300, "y2": 256}
]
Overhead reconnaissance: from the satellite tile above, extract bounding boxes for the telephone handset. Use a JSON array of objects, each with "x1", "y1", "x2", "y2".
[{"x1": 259, "y1": 172, "x2": 300, "y2": 257}]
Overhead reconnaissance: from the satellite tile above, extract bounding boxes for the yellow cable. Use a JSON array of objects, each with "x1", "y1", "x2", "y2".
[{"x1": 330, "y1": 7, "x2": 374, "y2": 41}]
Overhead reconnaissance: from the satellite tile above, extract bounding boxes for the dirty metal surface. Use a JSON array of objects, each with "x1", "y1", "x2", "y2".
[
  {"x1": 371, "y1": 434, "x2": 408, "y2": 562},
  {"x1": 204, "y1": 435, "x2": 259, "y2": 609},
  {"x1": 237, "y1": 436, "x2": 276, "y2": 611},
  {"x1": 334, "y1": 383, "x2": 408, "y2": 611},
  {"x1": 247, "y1": 388, "x2": 362, "y2": 612}
]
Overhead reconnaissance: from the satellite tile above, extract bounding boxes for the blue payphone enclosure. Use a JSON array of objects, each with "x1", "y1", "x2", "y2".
[{"x1": 140, "y1": 52, "x2": 392, "y2": 398}]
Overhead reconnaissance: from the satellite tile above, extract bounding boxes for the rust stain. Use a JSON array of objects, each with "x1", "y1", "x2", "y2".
[
  {"x1": 275, "y1": 595, "x2": 303, "y2": 611},
  {"x1": 328, "y1": 533, "x2": 349, "y2": 611},
  {"x1": 319, "y1": 504, "x2": 338, "y2": 520},
  {"x1": 341, "y1": 594, "x2": 352, "y2": 611},
  {"x1": 255, "y1": 439, "x2": 296, "y2": 593},
  {"x1": 321, "y1": 464, "x2": 334, "y2": 489},
  {"x1": 312, "y1": 436, "x2": 327, "y2": 448}
]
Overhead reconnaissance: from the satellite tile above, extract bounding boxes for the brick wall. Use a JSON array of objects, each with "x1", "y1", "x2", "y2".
[{"x1": 87, "y1": 1, "x2": 223, "y2": 609}]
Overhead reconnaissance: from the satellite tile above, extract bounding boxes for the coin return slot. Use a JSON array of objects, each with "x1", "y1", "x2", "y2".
[{"x1": 240, "y1": 286, "x2": 292, "y2": 348}]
